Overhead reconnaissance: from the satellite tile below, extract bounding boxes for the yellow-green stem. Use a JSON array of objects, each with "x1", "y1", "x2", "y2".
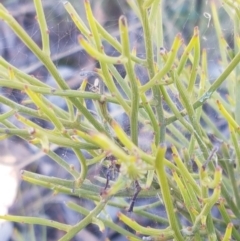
[{"x1": 155, "y1": 145, "x2": 184, "y2": 241}]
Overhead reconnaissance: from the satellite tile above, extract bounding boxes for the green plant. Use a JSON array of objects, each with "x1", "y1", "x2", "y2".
[{"x1": 0, "y1": 0, "x2": 240, "y2": 240}]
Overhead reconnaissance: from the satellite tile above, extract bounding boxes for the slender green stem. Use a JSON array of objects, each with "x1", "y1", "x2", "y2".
[
  {"x1": 0, "y1": 109, "x2": 15, "y2": 121},
  {"x1": 140, "y1": 34, "x2": 182, "y2": 93},
  {"x1": 110, "y1": 121, "x2": 155, "y2": 164},
  {"x1": 95, "y1": 20, "x2": 144, "y2": 65},
  {"x1": 234, "y1": 15, "x2": 240, "y2": 125},
  {"x1": 0, "y1": 79, "x2": 128, "y2": 105},
  {"x1": 108, "y1": 64, "x2": 131, "y2": 98},
  {"x1": 25, "y1": 87, "x2": 64, "y2": 131},
  {"x1": 221, "y1": 143, "x2": 240, "y2": 205},
  {"x1": 230, "y1": 126, "x2": 240, "y2": 170},
  {"x1": 201, "y1": 111, "x2": 227, "y2": 141},
  {"x1": 33, "y1": 0, "x2": 50, "y2": 55},
  {"x1": 135, "y1": 209, "x2": 169, "y2": 225},
  {"x1": 155, "y1": 0, "x2": 163, "y2": 68},
  {"x1": 119, "y1": 16, "x2": 139, "y2": 145},
  {"x1": 73, "y1": 148, "x2": 87, "y2": 187},
  {"x1": 171, "y1": 146, "x2": 201, "y2": 195},
  {"x1": 143, "y1": 0, "x2": 156, "y2": 9},
  {"x1": 0, "y1": 215, "x2": 71, "y2": 232},
  {"x1": 0, "y1": 57, "x2": 50, "y2": 88},
  {"x1": 210, "y1": 1, "x2": 228, "y2": 66},
  {"x1": 111, "y1": 59, "x2": 157, "y2": 125},
  {"x1": 66, "y1": 99, "x2": 75, "y2": 121},
  {"x1": 218, "y1": 199, "x2": 240, "y2": 240},
  {"x1": 79, "y1": 35, "x2": 127, "y2": 64},
  {"x1": 149, "y1": 0, "x2": 161, "y2": 23},
  {"x1": 177, "y1": 27, "x2": 198, "y2": 76},
  {"x1": 155, "y1": 145, "x2": 184, "y2": 241},
  {"x1": 139, "y1": 91, "x2": 159, "y2": 144},
  {"x1": 21, "y1": 175, "x2": 99, "y2": 199},
  {"x1": 95, "y1": 100, "x2": 113, "y2": 136},
  {"x1": 126, "y1": 0, "x2": 141, "y2": 19},
  {"x1": 84, "y1": 0, "x2": 130, "y2": 115},
  {"x1": 192, "y1": 185, "x2": 220, "y2": 235},
  {"x1": 21, "y1": 171, "x2": 100, "y2": 193},
  {"x1": 174, "y1": 74, "x2": 209, "y2": 158},
  {"x1": 86, "y1": 152, "x2": 106, "y2": 166},
  {"x1": 0, "y1": 127, "x2": 97, "y2": 150},
  {"x1": 167, "y1": 123, "x2": 189, "y2": 147},
  {"x1": 0, "y1": 95, "x2": 82, "y2": 129},
  {"x1": 59, "y1": 198, "x2": 109, "y2": 241},
  {"x1": 17, "y1": 146, "x2": 79, "y2": 178},
  {"x1": 0, "y1": 6, "x2": 106, "y2": 133},
  {"x1": 188, "y1": 27, "x2": 200, "y2": 95},
  {"x1": 160, "y1": 86, "x2": 193, "y2": 132},
  {"x1": 66, "y1": 201, "x2": 141, "y2": 239},
  {"x1": 166, "y1": 49, "x2": 240, "y2": 125},
  {"x1": 118, "y1": 212, "x2": 173, "y2": 236},
  {"x1": 63, "y1": 1, "x2": 92, "y2": 39},
  {"x1": 21, "y1": 169, "x2": 162, "y2": 198},
  {"x1": 137, "y1": 0, "x2": 163, "y2": 144},
  {"x1": 221, "y1": 182, "x2": 240, "y2": 218}
]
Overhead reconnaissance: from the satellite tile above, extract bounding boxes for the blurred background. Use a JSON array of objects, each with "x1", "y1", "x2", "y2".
[{"x1": 0, "y1": 0, "x2": 230, "y2": 240}]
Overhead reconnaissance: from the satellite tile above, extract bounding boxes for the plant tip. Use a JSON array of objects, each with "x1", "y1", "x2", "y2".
[
  {"x1": 119, "y1": 15, "x2": 126, "y2": 25},
  {"x1": 176, "y1": 33, "x2": 182, "y2": 38},
  {"x1": 78, "y1": 34, "x2": 83, "y2": 40},
  {"x1": 159, "y1": 143, "x2": 166, "y2": 149},
  {"x1": 43, "y1": 148, "x2": 49, "y2": 153},
  {"x1": 117, "y1": 212, "x2": 122, "y2": 218},
  {"x1": 227, "y1": 222, "x2": 233, "y2": 228}
]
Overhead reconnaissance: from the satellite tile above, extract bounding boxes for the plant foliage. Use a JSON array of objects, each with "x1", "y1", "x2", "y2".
[{"x1": 0, "y1": 0, "x2": 240, "y2": 240}]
